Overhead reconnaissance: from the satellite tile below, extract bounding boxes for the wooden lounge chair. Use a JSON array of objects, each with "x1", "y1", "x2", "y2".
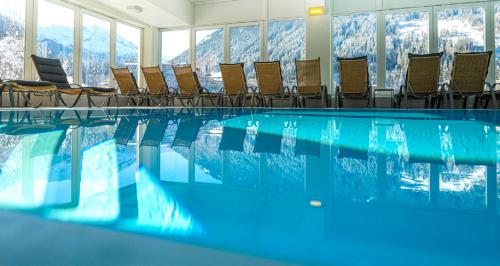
[
  {"x1": 31, "y1": 55, "x2": 117, "y2": 108},
  {"x1": 294, "y1": 58, "x2": 329, "y2": 108},
  {"x1": 444, "y1": 51, "x2": 495, "y2": 109},
  {"x1": 336, "y1": 56, "x2": 372, "y2": 108},
  {"x1": 0, "y1": 79, "x2": 58, "y2": 108},
  {"x1": 111, "y1": 67, "x2": 148, "y2": 107},
  {"x1": 254, "y1": 61, "x2": 292, "y2": 107},
  {"x1": 395, "y1": 53, "x2": 444, "y2": 108},
  {"x1": 141, "y1": 66, "x2": 172, "y2": 106},
  {"x1": 219, "y1": 63, "x2": 256, "y2": 107},
  {"x1": 173, "y1": 65, "x2": 219, "y2": 107}
]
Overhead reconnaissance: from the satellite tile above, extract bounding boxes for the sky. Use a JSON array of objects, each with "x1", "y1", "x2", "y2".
[{"x1": 161, "y1": 30, "x2": 190, "y2": 59}]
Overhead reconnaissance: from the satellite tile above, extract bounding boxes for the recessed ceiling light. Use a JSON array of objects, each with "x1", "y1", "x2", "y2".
[{"x1": 126, "y1": 5, "x2": 144, "y2": 14}]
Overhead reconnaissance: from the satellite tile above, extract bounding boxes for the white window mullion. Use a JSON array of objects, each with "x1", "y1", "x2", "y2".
[
  {"x1": 25, "y1": 0, "x2": 37, "y2": 80},
  {"x1": 262, "y1": 21, "x2": 268, "y2": 61},
  {"x1": 376, "y1": 11, "x2": 385, "y2": 90},
  {"x1": 486, "y1": 2, "x2": 496, "y2": 85},
  {"x1": 74, "y1": 7, "x2": 82, "y2": 85}
]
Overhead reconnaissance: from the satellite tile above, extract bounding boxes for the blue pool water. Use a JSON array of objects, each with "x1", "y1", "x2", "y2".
[{"x1": 0, "y1": 108, "x2": 498, "y2": 265}]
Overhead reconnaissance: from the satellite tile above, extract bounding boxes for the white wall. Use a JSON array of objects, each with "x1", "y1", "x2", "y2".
[{"x1": 193, "y1": 0, "x2": 305, "y2": 26}]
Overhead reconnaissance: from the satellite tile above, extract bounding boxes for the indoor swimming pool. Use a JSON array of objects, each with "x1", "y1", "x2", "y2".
[{"x1": 0, "y1": 108, "x2": 498, "y2": 266}]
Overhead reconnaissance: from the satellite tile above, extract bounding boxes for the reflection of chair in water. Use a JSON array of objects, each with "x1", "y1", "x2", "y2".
[
  {"x1": 336, "y1": 120, "x2": 370, "y2": 160},
  {"x1": 404, "y1": 123, "x2": 444, "y2": 164},
  {"x1": 172, "y1": 116, "x2": 203, "y2": 148},
  {"x1": 295, "y1": 118, "x2": 327, "y2": 157},
  {"x1": 114, "y1": 116, "x2": 140, "y2": 146},
  {"x1": 141, "y1": 117, "x2": 170, "y2": 147},
  {"x1": 253, "y1": 119, "x2": 285, "y2": 154},
  {"x1": 219, "y1": 122, "x2": 248, "y2": 152}
]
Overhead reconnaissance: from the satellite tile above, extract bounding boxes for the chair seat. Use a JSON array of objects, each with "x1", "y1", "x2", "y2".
[
  {"x1": 86, "y1": 87, "x2": 116, "y2": 93},
  {"x1": 59, "y1": 88, "x2": 85, "y2": 95},
  {"x1": 12, "y1": 80, "x2": 54, "y2": 87}
]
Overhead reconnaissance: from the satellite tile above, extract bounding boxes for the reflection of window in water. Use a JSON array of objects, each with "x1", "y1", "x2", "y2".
[
  {"x1": 226, "y1": 125, "x2": 260, "y2": 190},
  {"x1": 386, "y1": 123, "x2": 430, "y2": 205},
  {"x1": 194, "y1": 120, "x2": 223, "y2": 184},
  {"x1": 439, "y1": 165, "x2": 486, "y2": 210},
  {"x1": 332, "y1": 120, "x2": 377, "y2": 202},
  {"x1": 267, "y1": 126, "x2": 305, "y2": 195}
]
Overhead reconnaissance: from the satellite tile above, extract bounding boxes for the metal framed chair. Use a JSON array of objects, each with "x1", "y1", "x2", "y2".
[
  {"x1": 443, "y1": 51, "x2": 495, "y2": 109},
  {"x1": 219, "y1": 63, "x2": 256, "y2": 107},
  {"x1": 111, "y1": 67, "x2": 148, "y2": 107},
  {"x1": 141, "y1": 66, "x2": 172, "y2": 106},
  {"x1": 254, "y1": 61, "x2": 292, "y2": 107},
  {"x1": 0, "y1": 78, "x2": 58, "y2": 108},
  {"x1": 336, "y1": 56, "x2": 372, "y2": 108},
  {"x1": 31, "y1": 54, "x2": 117, "y2": 108},
  {"x1": 395, "y1": 53, "x2": 444, "y2": 108},
  {"x1": 294, "y1": 58, "x2": 329, "y2": 108},
  {"x1": 173, "y1": 65, "x2": 220, "y2": 107}
]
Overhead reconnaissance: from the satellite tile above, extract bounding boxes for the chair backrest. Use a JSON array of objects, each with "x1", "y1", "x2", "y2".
[
  {"x1": 450, "y1": 51, "x2": 492, "y2": 94},
  {"x1": 111, "y1": 67, "x2": 140, "y2": 95},
  {"x1": 295, "y1": 58, "x2": 322, "y2": 94},
  {"x1": 338, "y1": 56, "x2": 369, "y2": 94},
  {"x1": 173, "y1": 65, "x2": 199, "y2": 95},
  {"x1": 141, "y1": 66, "x2": 169, "y2": 95},
  {"x1": 405, "y1": 53, "x2": 443, "y2": 94},
  {"x1": 31, "y1": 54, "x2": 71, "y2": 88},
  {"x1": 220, "y1": 63, "x2": 248, "y2": 95},
  {"x1": 255, "y1": 61, "x2": 283, "y2": 95}
]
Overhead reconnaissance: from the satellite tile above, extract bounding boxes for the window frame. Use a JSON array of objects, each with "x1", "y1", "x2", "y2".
[
  {"x1": 25, "y1": 0, "x2": 144, "y2": 85},
  {"x1": 80, "y1": 10, "x2": 113, "y2": 87},
  {"x1": 382, "y1": 7, "x2": 432, "y2": 90}
]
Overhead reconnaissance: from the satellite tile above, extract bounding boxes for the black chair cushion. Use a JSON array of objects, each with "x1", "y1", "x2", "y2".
[
  {"x1": 31, "y1": 55, "x2": 71, "y2": 89},
  {"x1": 13, "y1": 80, "x2": 54, "y2": 87}
]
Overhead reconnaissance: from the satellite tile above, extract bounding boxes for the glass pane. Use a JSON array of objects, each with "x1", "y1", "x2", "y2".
[
  {"x1": 230, "y1": 25, "x2": 261, "y2": 87},
  {"x1": 195, "y1": 29, "x2": 224, "y2": 93},
  {"x1": 116, "y1": 23, "x2": 141, "y2": 80},
  {"x1": 267, "y1": 20, "x2": 305, "y2": 87},
  {"x1": 161, "y1": 30, "x2": 190, "y2": 89},
  {"x1": 332, "y1": 13, "x2": 377, "y2": 87},
  {"x1": 385, "y1": 12, "x2": 429, "y2": 90},
  {"x1": 37, "y1": 0, "x2": 74, "y2": 83},
  {"x1": 0, "y1": 0, "x2": 25, "y2": 80},
  {"x1": 82, "y1": 14, "x2": 110, "y2": 87},
  {"x1": 438, "y1": 7, "x2": 485, "y2": 82}
]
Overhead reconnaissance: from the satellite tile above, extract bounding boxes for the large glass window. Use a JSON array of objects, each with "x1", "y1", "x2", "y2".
[
  {"x1": 332, "y1": 13, "x2": 377, "y2": 87},
  {"x1": 438, "y1": 7, "x2": 485, "y2": 82},
  {"x1": 267, "y1": 19, "x2": 305, "y2": 87},
  {"x1": 82, "y1": 14, "x2": 110, "y2": 87},
  {"x1": 230, "y1": 25, "x2": 261, "y2": 87},
  {"x1": 0, "y1": 0, "x2": 25, "y2": 80},
  {"x1": 385, "y1": 12, "x2": 429, "y2": 90},
  {"x1": 161, "y1": 30, "x2": 190, "y2": 89},
  {"x1": 116, "y1": 23, "x2": 141, "y2": 80},
  {"x1": 195, "y1": 28, "x2": 224, "y2": 93},
  {"x1": 37, "y1": 0, "x2": 75, "y2": 82}
]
